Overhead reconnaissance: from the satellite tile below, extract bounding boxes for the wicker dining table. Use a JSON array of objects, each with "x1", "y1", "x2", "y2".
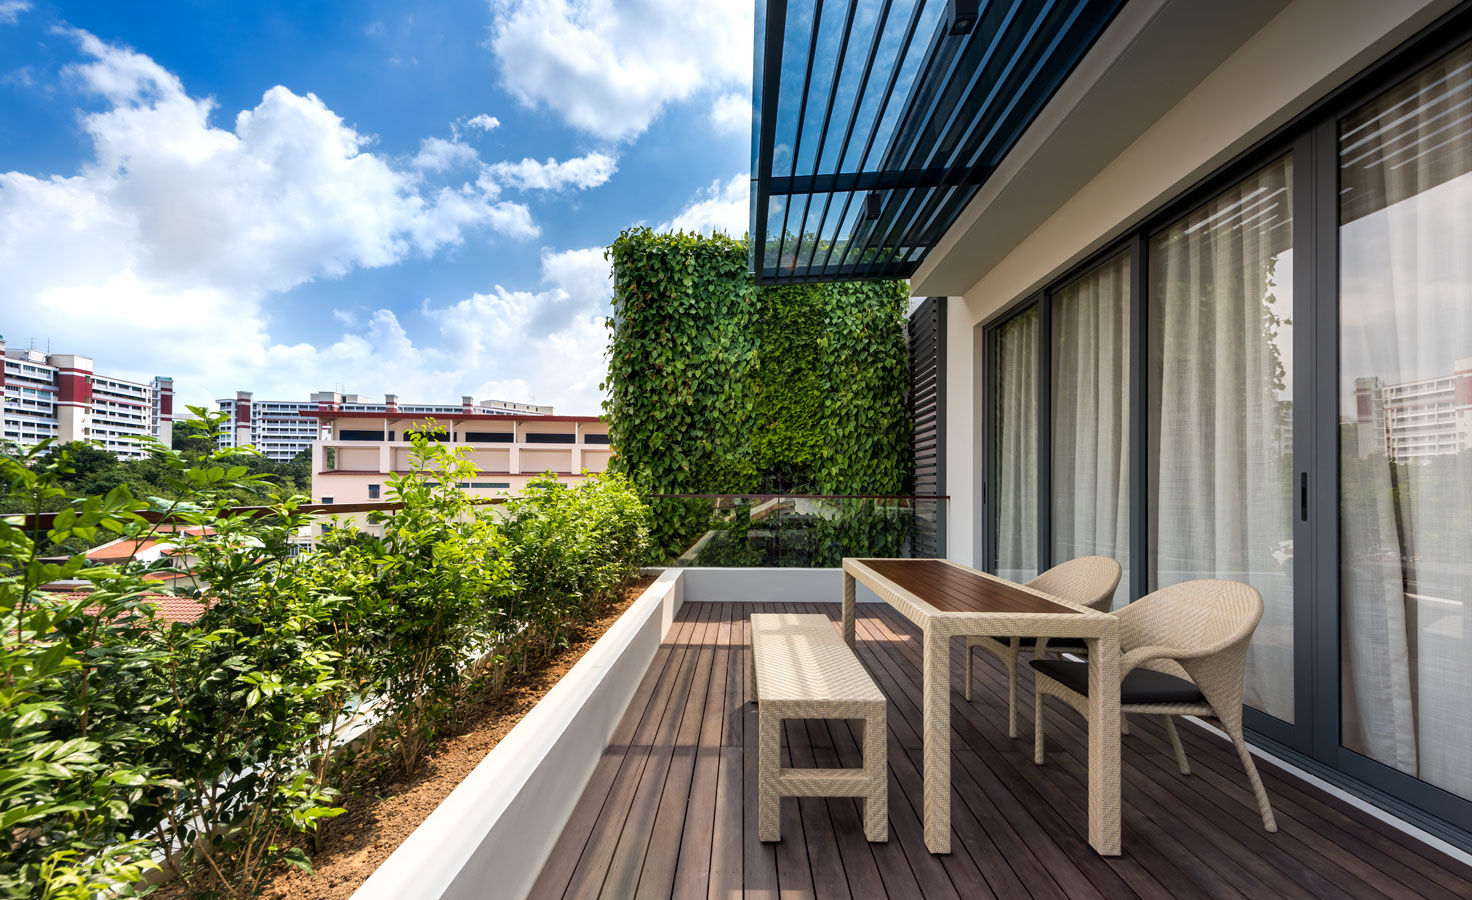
[{"x1": 841, "y1": 557, "x2": 1122, "y2": 856}]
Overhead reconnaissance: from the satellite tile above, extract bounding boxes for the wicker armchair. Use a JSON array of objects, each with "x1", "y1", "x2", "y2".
[
  {"x1": 963, "y1": 556, "x2": 1121, "y2": 737},
  {"x1": 1031, "y1": 579, "x2": 1277, "y2": 831}
]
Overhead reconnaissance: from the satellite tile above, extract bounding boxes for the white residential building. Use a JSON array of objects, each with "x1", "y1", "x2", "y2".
[
  {"x1": 1353, "y1": 358, "x2": 1472, "y2": 460},
  {"x1": 1, "y1": 337, "x2": 174, "y2": 457},
  {"x1": 216, "y1": 391, "x2": 554, "y2": 461}
]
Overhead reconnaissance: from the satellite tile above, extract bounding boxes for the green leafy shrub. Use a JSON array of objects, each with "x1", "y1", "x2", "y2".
[
  {"x1": 0, "y1": 412, "x2": 652, "y2": 898},
  {"x1": 499, "y1": 472, "x2": 651, "y2": 664},
  {"x1": 0, "y1": 444, "x2": 161, "y2": 898},
  {"x1": 357, "y1": 428, "x2": 513, "y2": 775},
  {"x1": 138, "y1": 492, "x2": 347, "y2": 896}
]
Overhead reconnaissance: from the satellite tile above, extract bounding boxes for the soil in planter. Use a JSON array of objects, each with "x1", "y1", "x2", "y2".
[{"x1": 249, "y1": 573, "x2": 659, "y2": 900}]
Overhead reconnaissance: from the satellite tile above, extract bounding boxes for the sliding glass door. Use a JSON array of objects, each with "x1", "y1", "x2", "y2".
[
  {"x1": 1338, "y1": 39, "x2": 1472, "y2": 804},
  {"x1": 1147, "y1": 157, "x2": 1297, "y2": 724},
  {"x1": 979, "y1": 21, "x2": 1472, "y2": 839}
]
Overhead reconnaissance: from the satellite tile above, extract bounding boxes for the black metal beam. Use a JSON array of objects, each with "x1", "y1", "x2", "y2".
[
  {"x1": 751, "y1": 0, "x2": 787, "y2": 274},
  {"x1": 751, "y1": 0, "x2": 1127, "y2": 284},
  {"x1": 769, "y1": 163, "x2": 995, "y2": 195}
]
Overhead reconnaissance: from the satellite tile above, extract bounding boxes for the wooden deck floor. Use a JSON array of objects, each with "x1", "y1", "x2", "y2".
[{"x1": 529, "y1": 601, "x2": 1472, "y2": 899}]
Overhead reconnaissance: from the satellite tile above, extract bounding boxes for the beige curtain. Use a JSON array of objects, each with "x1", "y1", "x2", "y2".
[
  {"x1": 1052, "y1": 252, "x2": 1132, "y2": 608},
  {"x1": 1339, "y1": 41, "x2": 1472, "y2": 800},
  {"x1": 1148, "y1": 156, "x2": 1297, "y2": 723},
  {"x1": 996, "y1": 307, "x2": 1037, "y2": 582}
]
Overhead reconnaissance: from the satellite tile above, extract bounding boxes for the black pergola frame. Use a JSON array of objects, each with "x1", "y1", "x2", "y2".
[{"x1": 750, "y1": 0, "x2": 1127, "y2": 284}]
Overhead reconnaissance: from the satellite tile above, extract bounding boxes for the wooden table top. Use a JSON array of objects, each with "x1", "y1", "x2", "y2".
[{"x1": 852, "y1": 558, "x2": 1082, "y2": 617}]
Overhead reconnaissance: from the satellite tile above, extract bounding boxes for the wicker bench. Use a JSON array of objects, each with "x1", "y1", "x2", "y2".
[{"x1": 748, "y1": 613, "x2": 887, "y2": 843}]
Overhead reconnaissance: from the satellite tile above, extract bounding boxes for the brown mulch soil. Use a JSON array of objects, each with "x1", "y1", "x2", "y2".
[{"x1": 251, "y1": 574, "x2": 659, "y2": 900}]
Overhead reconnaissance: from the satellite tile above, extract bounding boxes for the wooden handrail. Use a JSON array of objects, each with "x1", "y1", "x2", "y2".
[{"x1": 7, "y1": 497, "x2": 508, "y2": 531}]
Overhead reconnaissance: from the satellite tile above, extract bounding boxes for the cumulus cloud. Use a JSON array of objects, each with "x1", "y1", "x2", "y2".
[
  {"x1": 3, "y1": 28, "x2": 536, "y2": 305},
  {"x1": 465, "y1": 113, "x2": 500, "y2": 131},
  {"x1": 0, "y1": 31, "x2": 617, "y2": 413},
  {"x1": 710, "y1": 91, "x2": 750, "y2": 135},
  {"x1": 486, "y1": 151, "x2": 617, "y2": 191},
  {"x1": 489, "y1": 0, "x2": 751, "y2": 141},
  {"x1": 412, "y1": 136, "x2": 482, "y2": 172},
  {"x1": 659, "y1": 174, "x2": 748, "y2": 237},
  {"x1": 0, "y1": 1, "x2": 30, "y2": 25}
]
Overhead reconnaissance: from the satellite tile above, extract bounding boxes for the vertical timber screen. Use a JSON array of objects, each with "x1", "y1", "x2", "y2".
[{"x1": 909, "y1": 297, "x2": 946, "y2": 557}]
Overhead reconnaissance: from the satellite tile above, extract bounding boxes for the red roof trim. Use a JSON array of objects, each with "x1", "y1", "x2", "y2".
[{"x1": 300, "y1": 411, "x2": 603, "y2": 423}]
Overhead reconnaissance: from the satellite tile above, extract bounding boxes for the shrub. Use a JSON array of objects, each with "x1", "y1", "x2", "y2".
[
  {"x1": 358, "y1": 428, "x2": 513, "y2": 774},
  {"x1": 0, "y1": 444, "x2": 161, "y2": 897},
  {"x1": 499, "y1": 472, "x2": 650, "y2": 663},
  {"x1": 139, "y1": 493, "x2": 347, "y2": 896},
  {"x1": 0, "y1": 415, "x2": 652, "y2": 897}
]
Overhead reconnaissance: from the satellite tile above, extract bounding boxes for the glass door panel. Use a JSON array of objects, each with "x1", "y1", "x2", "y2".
[
  {"x1": 995, "y1": 307, "x2": 1039, "y2": 582},
  {"x1": 1148, "y1": 156, "x2": 1297, "y2": 723},
  {"x1": 1338, "y1": 39, "x2": 1472, "y2": 802},
  {"x1": 1052, "y1": 251, "x2": 1132, "y2": 608}
]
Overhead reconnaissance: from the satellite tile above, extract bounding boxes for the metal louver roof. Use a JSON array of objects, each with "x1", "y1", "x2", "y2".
[{"x1": 750, "y1": 0, "x2": 1126, "y2": 284}]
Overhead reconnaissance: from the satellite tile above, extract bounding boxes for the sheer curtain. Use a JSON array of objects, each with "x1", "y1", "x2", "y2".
[
  {"x1": 995, "y1": 307, "x2": 1038, "y2": 582},
  {"x1": 1148, "y1": 156, "x2": 1296, "y2": 722},
  {"x1": 1053, "y1": 253, "x2": 1131, "y2": 608},
  {"x1": 1339, "y1": 41, "x2": 1472, "y2": 801}
]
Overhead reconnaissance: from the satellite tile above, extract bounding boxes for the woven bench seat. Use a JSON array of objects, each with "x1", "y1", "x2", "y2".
[{"x1": 749, "y1": 613, "x2": 887, "y2": 843}]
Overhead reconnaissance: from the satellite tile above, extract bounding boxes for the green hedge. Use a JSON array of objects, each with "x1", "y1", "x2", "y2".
[
  {"x1": 604, "y1": 228, "x2": 911, "y2": 560},
  {"x1": 0, "y1": 418, "x2": 650, "y2": 899}
]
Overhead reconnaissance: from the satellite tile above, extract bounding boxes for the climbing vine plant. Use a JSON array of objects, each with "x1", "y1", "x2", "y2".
[{"x1": 604, "y1": 227, "x2": 911, "y2": 508}]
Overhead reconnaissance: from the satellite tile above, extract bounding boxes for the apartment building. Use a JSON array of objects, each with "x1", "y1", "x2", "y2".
[
  {"x1": 0, "y1": 337, "x2": 174, "y2": 457},
  {"x1": 1353, "y1": 358, "x2": 1472, "y2": 460},
  {"x1": 217, "y1": 390, "x2": 554, "y2": 461},
  {"x1": 309, "y1": 407, "x2": 610, "y2": 507}
]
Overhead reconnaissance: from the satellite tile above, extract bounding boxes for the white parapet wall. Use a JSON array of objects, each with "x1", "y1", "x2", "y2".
[
  {"x1": 676, "y1": 566, "x2": 884, "y2": 605},
  {"x1": 352, "y1": 566, "x2": 875, "y2": 900},
  {"x1": 353, "y1": 567, "x2": 684, "y2": 900}
]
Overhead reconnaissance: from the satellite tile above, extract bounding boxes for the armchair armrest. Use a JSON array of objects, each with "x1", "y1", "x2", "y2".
[{"x1": 1120, "y1": 645, "x2": 1194, "y2": 678}]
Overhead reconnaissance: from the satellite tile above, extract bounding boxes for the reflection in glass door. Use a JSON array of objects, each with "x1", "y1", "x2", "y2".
[
  {"x1": 1338, "y1": 40, "x2": 1472, "y2": 803},
  {"x1": 1147, "y1": 156, "x2": 1297, "y2": 723}
]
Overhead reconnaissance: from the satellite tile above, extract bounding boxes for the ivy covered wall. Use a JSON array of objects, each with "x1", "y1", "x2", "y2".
[{"x1": 604, "y1": 227, "x2": 911, "y2": 497}]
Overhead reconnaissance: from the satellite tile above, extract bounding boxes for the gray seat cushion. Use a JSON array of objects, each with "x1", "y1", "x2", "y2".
[
  {"x1": 1030, "y1": 659, "x2": 1205, "y2": 705},
  {"x1": 1021, "y1": 636, "x2": 1088, "y2": 652}
]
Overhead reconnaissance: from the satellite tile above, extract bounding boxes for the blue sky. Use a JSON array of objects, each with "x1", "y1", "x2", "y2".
[{"x1": 0, "y1": 0, "x2": 753, "y2": 413}]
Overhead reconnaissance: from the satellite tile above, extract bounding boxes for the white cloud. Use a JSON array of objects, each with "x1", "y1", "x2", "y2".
[
  {"x1": 412, "y1": 136, "x2": 482, "y2": 172},
  {"x1": 466, "y1": 113, "x2": 501, "y2": 131},
  {"x1": 489, "y1": 0, "x2": 751, "y2": 141},
  {"x1": 0, "y1": 1, "x2": 30, "y2": 25},
  {"x1": 487, "y1": 151, "x2": 617, "y2": 191},
  {"x1": 5, "y1": 28, "x2": 538, "y2": 303},
  {"x1": 205, "y1": 247, "x2": 614, "y2": 414},
  {"x1": 659, "y1": 174, "x2": 748, "y2": 237},
  {"x1": 710, "y1": 91, "x2": 750, "y2": 135},
  {"x1": 0, "y1": 31, "x2": 617, "y2": 414},
  {"x1": 433, "y1": 246, "x2": 612, "y2": 411}
]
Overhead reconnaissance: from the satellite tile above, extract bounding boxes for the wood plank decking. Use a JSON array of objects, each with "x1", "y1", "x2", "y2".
[{"x1": 529, "y1": 601, "x2": 1472, "y2": 899}]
